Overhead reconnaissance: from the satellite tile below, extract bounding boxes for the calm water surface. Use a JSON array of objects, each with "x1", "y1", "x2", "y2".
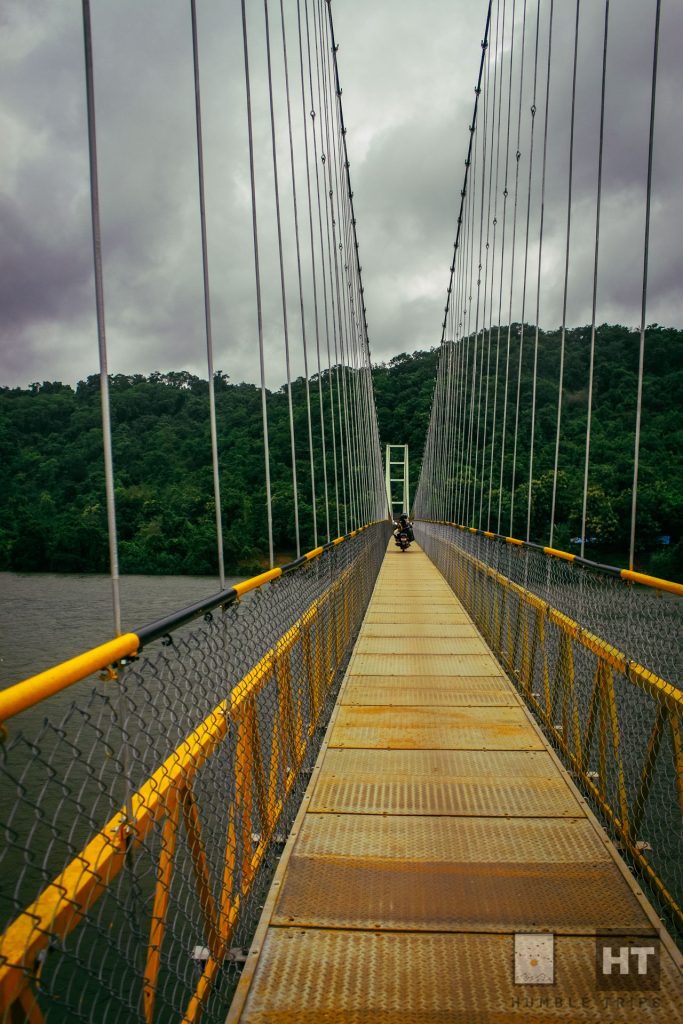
[{"x1": 0, "y1": 571, "x2": 243, "y2": 689}]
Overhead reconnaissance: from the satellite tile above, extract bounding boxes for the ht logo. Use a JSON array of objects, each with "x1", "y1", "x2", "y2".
[{"x1": 595, "y1": 937, "x2": 660, "y2": 991}]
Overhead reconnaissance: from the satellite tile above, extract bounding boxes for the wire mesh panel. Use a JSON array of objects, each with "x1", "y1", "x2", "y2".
[
  {"x1": 0, "y1": 522, "x2": 390, "y2": 1023},
  {"x1": 416, "y1": 521, "x2": 683, "y2": 946}
]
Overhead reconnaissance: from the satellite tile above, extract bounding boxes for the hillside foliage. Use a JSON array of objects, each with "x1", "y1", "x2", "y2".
[{"x1": 1, "y1": 324, "x2": 681, "y2": 579}]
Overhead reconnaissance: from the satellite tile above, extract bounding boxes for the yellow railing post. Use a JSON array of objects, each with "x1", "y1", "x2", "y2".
[
  {"x1": 143, "y1": 792, "x2": 181, "y2": 1024},
  {"x1": 180, "y1": 782, "x2": 222, "y2": 959}
]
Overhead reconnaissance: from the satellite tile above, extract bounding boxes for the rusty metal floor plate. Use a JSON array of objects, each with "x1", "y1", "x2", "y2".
[
  {"x1": 364, "y1": 610, "x2": 470, "y2": 623},
  {"x1": 272, "y1": 814, "x2": 650, "y2": 934},
  {"x1": 355, "y1": 636, "x2": 489, "y2": 655},
  {"x1": 329, "y1": 705, "x2": 543, "y2": 750},
  {"x1": 350, "y1": 653, "x2": 504, "y2": 676},
  {"x1": 361, "y1": 622, "x2": 480, "y2": 637},
  {"x1": 368, "y1": 589, "x2": 458, "y2": 602},
  {"x1": 228, "y1": 542, "x2": 682, "y2": 1022},
  {"x1": 341, "y1": 678, "x2": 519, "y2": 707},
  {"x1": 310, "y1": 749, "x2": 583, "y2": 816},
  {"x1": 234, "y1": 930, "x2": 683, "y2": 1023}
]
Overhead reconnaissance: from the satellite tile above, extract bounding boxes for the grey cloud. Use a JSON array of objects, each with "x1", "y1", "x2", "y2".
[{"x1": 0, "y1": 1, "x2": 680, "y2": 390}]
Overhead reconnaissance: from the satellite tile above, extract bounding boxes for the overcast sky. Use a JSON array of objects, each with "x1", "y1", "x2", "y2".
[{"x1": 1, "y1": 0, "x2": 681, "y2": 390}]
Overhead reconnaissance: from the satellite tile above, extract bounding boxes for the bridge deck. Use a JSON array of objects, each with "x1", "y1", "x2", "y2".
[{"x1": 228, "y1": 544, "x2": 682, "y2": 1022}]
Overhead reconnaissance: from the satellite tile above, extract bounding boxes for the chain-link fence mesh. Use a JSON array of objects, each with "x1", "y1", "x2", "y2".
[
  {"x1": 0, "y1": 522, "x2": 390, "y2": 1023},
  {"x1": 416, "y1": 520, "x2": 683, "y2": 946}
]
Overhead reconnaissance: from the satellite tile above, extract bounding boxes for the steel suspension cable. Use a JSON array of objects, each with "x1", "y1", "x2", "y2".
[
  {"x1": 318, "y1": 5, "x2": 354, "y2": 530},
  {"x1": 486, "y1": 0, "x2": 505, "y2": 528},
  {"x1": 263, "y1": 0, "x2": 301, "y2": 558},
  {"x1": 313, "y1": 0, "x2": 348, "y2": 532},
  {"x1": 456, "y1": 182, "x2": 474, "y2": 522},
  {"x1": 439, "y1": 1, "x2": 493, "y2": 347},
  {"x1": 512, "y1": 0, "x2": 540, "y2": 543},
  {"x1": 464, "y1": 125, "x2": 479, "y2": 522},
  {"x1": 326, "y1": 6, "x2": 385, "y2": 520},
  {"x1": 279, "y1": 0, "x2": 318, "y2": 548},
  {"x1": 304, "y1": 0, "x2": 340, "y2": 536},
  {"x1": 471, "y1": 39, "x2": 491, "y2": 526},
  {"x1": 495, "y1": 0, "x2": 516, "y2": 534},
  {"x1": 296, "y1": 0, "x2": 330, "y2": 541},
  {"x1": 418, "y1": 2, "x2": 493, "y2": 522},
  {"x1": 629, "y1": 0, "x2": 662, "y2": 572},
  {"x1": 330, "y1": 29, "x2": 376, "y2": 528},
  {"x1": 526, "y1": 0, "x2": 554, "y2": 543},
  {"x1": 580, "y1": 0, "x2": 609, "y2": 559},
  {"x1": 504, "y1": 0, "x2": 528, "y2": 536},
  {"x1": 241, "y1": 0, "x2": 274, "y2": 568},
  {"x1": 549, "y1": 0, "x2": 580, "y2": 548},
  {"x1": 190, "y1": 0, "x2": 225, "y2": 588},
  {"x1": 478, "y1": 16, "x2": 498, "y2": 527},
  {"x1": 81, "y1": 0, "x2": 122, "y2": 636}
]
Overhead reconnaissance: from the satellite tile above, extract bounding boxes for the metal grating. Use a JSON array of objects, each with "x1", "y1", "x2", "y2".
[
  {"x1": 287, "y1": 813, "x2": 614, "y2": 863},
  {"x1": 350, "y1": 653, "x2": 504, "y2": 676},
  {"x1": 234, "y1": 930, "x2": 683, "y2": 1023},
  {"x1": 360, "y1": 622, "x2": 481, "y2": 637},
  {"x1": 271, "y1": 815, "x2": 651, "y2": 933},
  {"x1": 354, "y1": 636, "x2": 490, "y2": 656},
  {"x1": 329, "y1": 705, "x2": 545, "y2": 750},
  {"x1": 309, "y1": 748, "x2": 582, "y2": 817},
  {"x1": 364, "y1": 610, "x2": 470, "y2": 623},
  {"x1": 366, "y1": 599, "x2": 460, "y2": 610},
  {"x1": 341, "y1": 679, "x2": 519, "y2": 707}
]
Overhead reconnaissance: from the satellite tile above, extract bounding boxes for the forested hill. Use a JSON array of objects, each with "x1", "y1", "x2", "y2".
[{"x1": 1, "y1": 324, "x2": 681, "y2": 579}]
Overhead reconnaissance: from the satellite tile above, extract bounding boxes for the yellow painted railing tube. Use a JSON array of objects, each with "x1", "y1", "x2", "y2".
[
  {"x1": 544, "y1": 546, "x2": 575, "y2": 562},
  {"x1": 233, "y1": 568, "x2": 282, "y2": 598},
  {"x1": 0, "y1": 633, "x2": 139, "y2": 725},
  {"x1": 620, "y1": 569, "x2": 683, "y2": 597}
]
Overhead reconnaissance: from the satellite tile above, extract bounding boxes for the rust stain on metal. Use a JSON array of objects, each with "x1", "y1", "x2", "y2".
[
  {"x1": 341, "y1": 678, "x2": 518, "y2": 708},
  {"x1": 329, "y1": 705, "x2": 544, "y2": 750},
  {"x1": 351, "y1": 653, "x2": 505, "y2": 676},
  {"x1": 236, "y1": 930, "x2": 683, "y2": 1022}
]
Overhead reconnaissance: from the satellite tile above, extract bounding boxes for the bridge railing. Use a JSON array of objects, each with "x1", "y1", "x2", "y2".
[
  {"x1": 416, "y1": 520, "x2": 683, "y2": 941},
  {"x1": 0, "y1": 521, "x2": 391, "y2": 1023}
]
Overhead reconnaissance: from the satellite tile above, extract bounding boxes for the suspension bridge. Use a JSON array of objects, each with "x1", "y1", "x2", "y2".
[{"x1": 1, "y1": 0, "x2": 682, "y2": 1021}]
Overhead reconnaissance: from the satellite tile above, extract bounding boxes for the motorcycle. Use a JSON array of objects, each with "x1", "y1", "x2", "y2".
[{"x1": 397, "y1": 528, "x2": 411, "y2": 552}]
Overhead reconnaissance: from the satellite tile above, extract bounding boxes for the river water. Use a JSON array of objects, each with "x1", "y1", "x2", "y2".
[
  {"x1": 0, "y1": 571, "x2": 243, "y2": 689},
  {"x1": 1, "y1": 571, "x2": 250, "y2": 1014}
]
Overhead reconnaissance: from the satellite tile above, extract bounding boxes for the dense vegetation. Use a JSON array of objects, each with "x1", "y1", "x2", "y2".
[{"x1": 1, "y1": 324, "x2": 681, "y2": 579}]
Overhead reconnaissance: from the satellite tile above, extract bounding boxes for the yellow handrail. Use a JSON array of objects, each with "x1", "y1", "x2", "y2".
[{"x1": 0, "y1": 523, "x2": 383, "y2": 726}]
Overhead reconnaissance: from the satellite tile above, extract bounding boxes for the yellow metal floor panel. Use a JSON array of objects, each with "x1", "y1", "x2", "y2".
[
  {"x1": 366, "y1": 598, "x2": 456, "y2": 602},
  {"x1": 329, "y1": 705, "x2": 544, "y2": 749},
  {"x1": 364, "y1": 610, "x2": 470, "y2": 623},
  {"x1": 341, "y1": 678, "x2": 519, "y2": 707},
  {"x1": 355, "y1": 635, "x2": 490, "y2": 655},
  {"x1": 309, "y1": 748, "x2": 583, "y2": 816},
  {"x1": 233, "y1": 930, "x2": 683, "y2": 1023},
  {"x1": 360, "y1": 621, "x2": 480, "y2": 637},
  {"x1": 228, "y1": 541, "x2": 683, "y2": 1022},
  {"x1": 267, "y1": 814, "x2": 650, "y2": 935},
  {"x1": 350, "y1": 652, "x2": 505, "y2": 675}
]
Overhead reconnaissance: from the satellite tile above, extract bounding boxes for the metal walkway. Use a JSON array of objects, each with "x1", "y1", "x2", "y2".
[{"x1": 228, "y1": 544, "x2": 683, "y2": 1022}]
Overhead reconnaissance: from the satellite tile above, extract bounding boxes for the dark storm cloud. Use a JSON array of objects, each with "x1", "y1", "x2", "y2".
[{"x1": 0, "y1": 1, "x2": 680, "y2": 389}]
